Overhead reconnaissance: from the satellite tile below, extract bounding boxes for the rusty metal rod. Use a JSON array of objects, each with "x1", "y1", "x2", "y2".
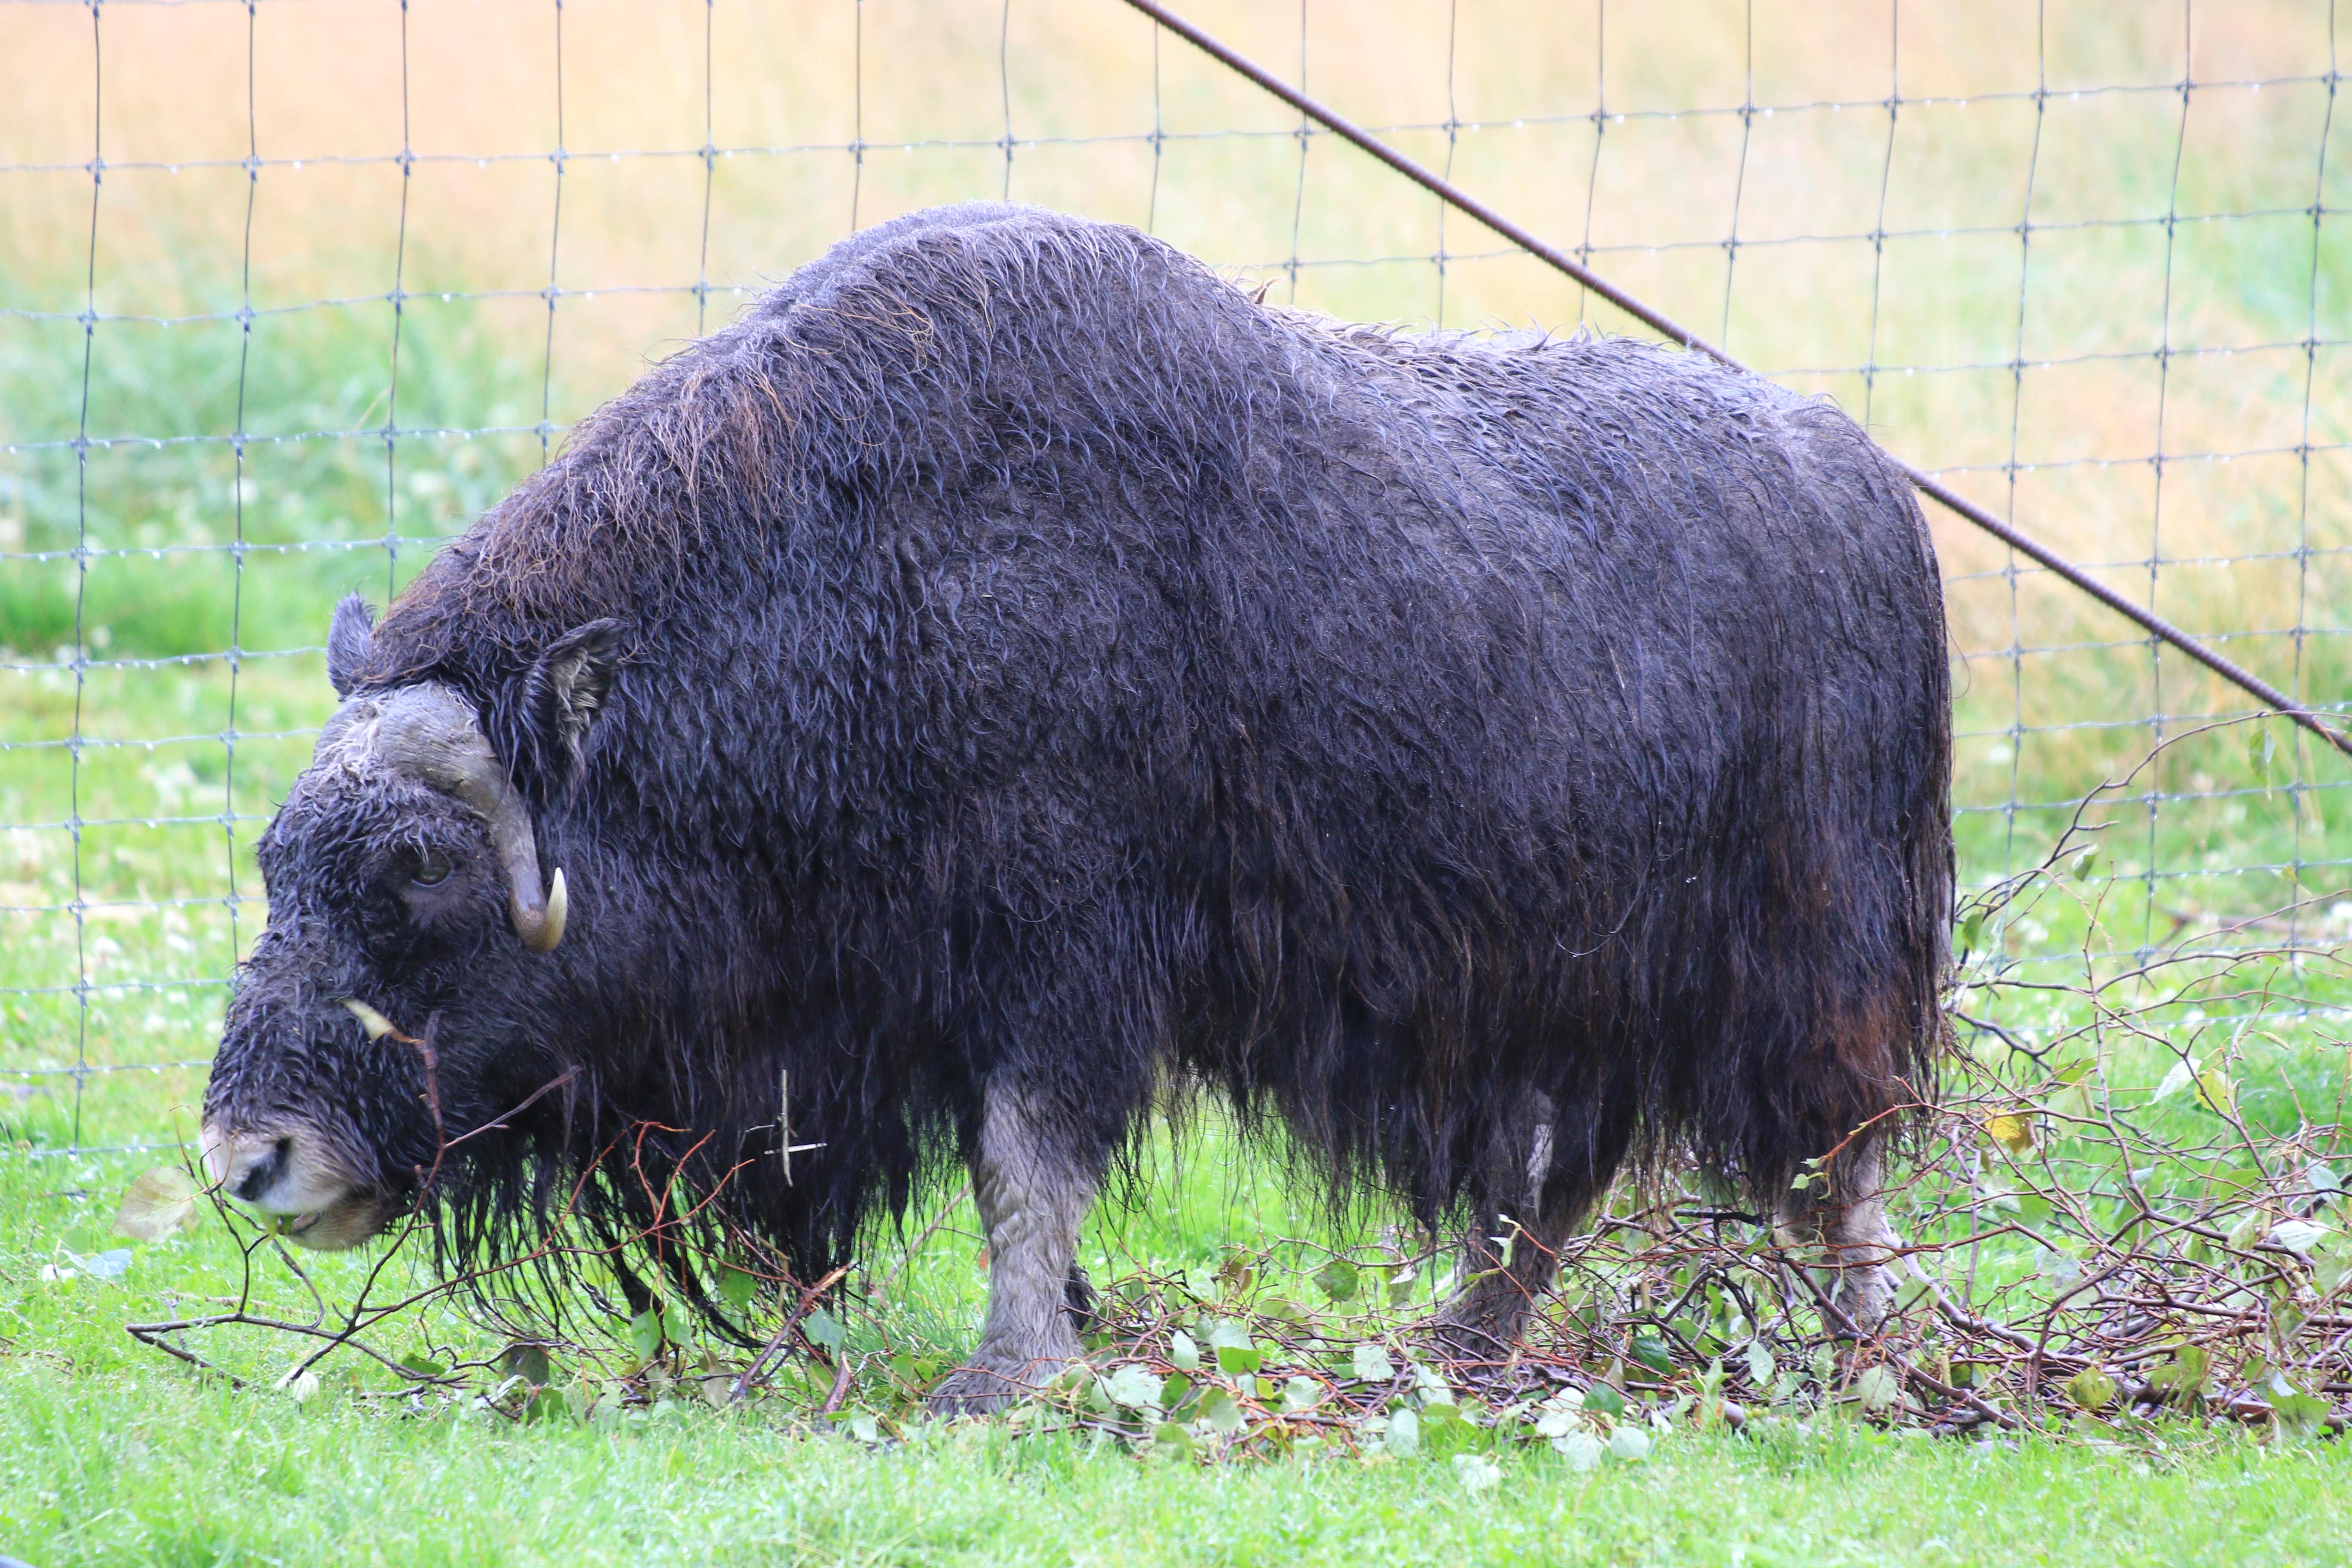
[{"x1": 1124, "y1": 0, "x2": 2352, "y2": 762}]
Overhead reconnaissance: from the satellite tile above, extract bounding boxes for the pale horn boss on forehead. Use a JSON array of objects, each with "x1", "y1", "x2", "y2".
[{"x1": 319, "y1": 682, "x2": 567, "y2": 952}]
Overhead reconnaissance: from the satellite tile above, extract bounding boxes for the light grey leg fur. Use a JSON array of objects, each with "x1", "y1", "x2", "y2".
[
  {"x1": 1774, "y1": 1137, "x2": 1900, "y2": 1334},
  {"x1": 1436, "y1": 1094, "x2": 1575, "y2": 1363},
  {"x1": 926, "y1": 1084, "x2": 1098, "y2": 1415}
]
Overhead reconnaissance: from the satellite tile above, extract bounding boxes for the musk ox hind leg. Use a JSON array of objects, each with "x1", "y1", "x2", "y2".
[
  {"x1": 1773, "y1": 1136, "x2": 1902, "y2": 1335},
  {"x1": 926, "y1": 1081, "x2": 1103, "y2": 1416}
]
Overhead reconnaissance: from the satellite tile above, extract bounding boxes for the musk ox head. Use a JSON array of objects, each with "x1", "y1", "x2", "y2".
[{"x1": 200, "y1": 595, "x2": 619, "y2": 1250}]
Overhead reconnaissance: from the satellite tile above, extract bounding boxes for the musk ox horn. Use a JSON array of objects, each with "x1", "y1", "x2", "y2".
[{"x1": 320, "y1": 683, "x2": 567, "y2": 953}]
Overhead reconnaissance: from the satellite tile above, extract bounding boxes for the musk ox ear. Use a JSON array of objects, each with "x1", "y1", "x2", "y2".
[
  {"x1": 326, "y1": 594, "x2": 376, "y2": 698},
  {"x1": 522, "y1": 619, "x2": 624, "y2": 775}
]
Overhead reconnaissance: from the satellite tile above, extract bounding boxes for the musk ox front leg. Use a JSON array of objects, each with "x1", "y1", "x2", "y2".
[
  {"x1": 1775, "y1": 1136, "x2": 1901, "y2": 1334},
  {"x1": 1436, "y1": 1094, "x2": 1583, "y2": 1365},
  {"x1": 926, "y1": 1081, "x2": 1101, "y2": 1415}
]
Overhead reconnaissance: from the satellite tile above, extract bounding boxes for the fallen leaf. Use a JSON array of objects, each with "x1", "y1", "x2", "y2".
[
  {"x1": 116, "y1": 1167, "x2": 199, "y2": 1243},
  {"x1": 1553, "y1": 1429, "x2": 1603, "y2": 1471}
]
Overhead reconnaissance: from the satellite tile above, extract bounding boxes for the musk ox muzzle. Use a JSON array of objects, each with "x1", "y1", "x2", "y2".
[
  {"x1": 201, "y1": 669, "x2": 591, "y2": 1246},
  {"x1": 200, "y1": 1120, "x2": 403, "y2": 1251}
]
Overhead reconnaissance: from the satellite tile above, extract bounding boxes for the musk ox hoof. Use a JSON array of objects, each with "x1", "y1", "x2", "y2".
[
  {"x1": 1430, "y1": 1295, "x2": 1535, "y2": 1374},
  {"x1": 1831, "y1": 1264, "x2": 1895, "y2": 1338},
  {"x1": 924, "y1": 1352, "x2": 1075, "y2": 1417}
]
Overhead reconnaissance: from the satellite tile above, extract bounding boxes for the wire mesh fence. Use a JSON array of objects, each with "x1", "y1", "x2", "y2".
[{"x1": 2, "y1": 0, "x2": 2347, "y2": 1182}]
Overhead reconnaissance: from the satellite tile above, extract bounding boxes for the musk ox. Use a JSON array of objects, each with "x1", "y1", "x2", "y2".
[{"x1": 202, "y1": 202, "x2": 1951, "y2": 1411}]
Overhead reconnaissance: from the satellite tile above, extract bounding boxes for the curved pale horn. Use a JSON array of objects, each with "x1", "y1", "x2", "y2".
[{"x1": 352, "y1": 684, "x2": 567, "y2": 953}]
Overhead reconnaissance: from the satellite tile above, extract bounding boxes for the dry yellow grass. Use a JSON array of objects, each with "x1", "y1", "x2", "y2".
[{"x1": 5, "y1": 0, "x2": 2348, "y2": 795}]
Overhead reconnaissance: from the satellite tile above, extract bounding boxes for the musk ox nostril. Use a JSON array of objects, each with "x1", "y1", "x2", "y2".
[
  {"x1": 241, "y1": 1137, "x2": 292, "y2": 1201},
  {"x1": 228, "y1": 1135, "x2": 291, "y2": 1202},
  {"x1": 202, "y1": 1123, "x2": 300, "y2": 1206}
]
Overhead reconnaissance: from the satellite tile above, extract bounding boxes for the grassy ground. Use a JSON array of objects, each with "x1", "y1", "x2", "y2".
[
  {"x1": 6, "y1": 1139, "x2": 2350, "y2": 1568},
  {"x1": 6, "y1": 1368, "x2": 2347, "y2": 1567}
]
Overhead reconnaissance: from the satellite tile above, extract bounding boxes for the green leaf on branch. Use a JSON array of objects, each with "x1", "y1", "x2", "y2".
[
  {"x1": 1214, "y1": 1342, "x2": 1263, "y2": 1376},
  {"x1": 1984, "y1": 1111, "x2": 2035, "y2": 1155},
  {"x1": 2193, "y1": 1069, "x2": 2235, "y2": 1116},
  {"x1": 1851, "y1": 1365, "x2": 1900, "y2": 1413},
  {"x1": 628, "y1": 1308, "x2": 664, "y2": 1362},
  {"x1": 1204, "y1": 1317, "x2": 1252, "y2": 1350},
  {"x1": 2307, "y1": 1162, "x2": 2342, "y2": 1202},
  {"x1": 1351, "y1": 1342, "x2": 1396, "y2": 1383},
  {"x1": 1167, "y1": 1329, "x2": 1201, "y2": 1372},
  {"x1": 1103, "y1": 1364, "x2": 1164, "y2": 1410},
  {"x1": 2267, "y1": 1219, "x2": 2332, "y2": 1254},
  {"x1": 499, "y1": 1342, "x2": 553, "y2": 1388},
  {"x1": 716, "y1": 1262, "x2": 759, "y2": 1312},
  {"x1": 2064, "y1": 1366, "x2": 2116, "y2": 1412},
  {"x1": 661, "y1": 1300, "x2": 696, "y2": 1348},
  {"x1": 2266, "y1": 1379, "x2": 2330, "y2": 1437},
  {"x1": 1630, "y1": 1332, "x2": 1674, "y2": 1375},
  {"x1": 1314, "y1": 1256, "x2": 1360, "y2": 1303},
  {"x1": 802, "y1": 1310, "x2": 843, "y2": 1350},
  {"x1": 2150, "y1": 1344, "x2": 2209, "y2": 1399}
]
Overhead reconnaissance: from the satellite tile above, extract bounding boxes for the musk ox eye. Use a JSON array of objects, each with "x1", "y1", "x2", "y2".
[{"x1": 411, "y1": 854, "x2": 453, "y2": 888}]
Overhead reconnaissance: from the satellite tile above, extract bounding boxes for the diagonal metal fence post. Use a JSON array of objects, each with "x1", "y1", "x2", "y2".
[{"x1": 1122, "y1": 0, "x2": 2352, "y2": 763}]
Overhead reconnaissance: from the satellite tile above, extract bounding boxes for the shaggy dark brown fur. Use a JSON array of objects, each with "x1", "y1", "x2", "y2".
[{"x1": 203, "y1": 203, "x2": 1951, "y2": 1406}]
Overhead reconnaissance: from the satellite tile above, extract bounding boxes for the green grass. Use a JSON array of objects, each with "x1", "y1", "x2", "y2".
[
  {"x1": 5, "y1": 1137, "x2": 2349, "y2": 1568},
  {"x1": 6, "y1": 1366, "x2": 2347, "y2": 1568}
]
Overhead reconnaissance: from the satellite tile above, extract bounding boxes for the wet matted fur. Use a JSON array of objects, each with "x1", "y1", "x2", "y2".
[{"x1": 203, "y1": 202, "x2": 1951, "y2": 1404}]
